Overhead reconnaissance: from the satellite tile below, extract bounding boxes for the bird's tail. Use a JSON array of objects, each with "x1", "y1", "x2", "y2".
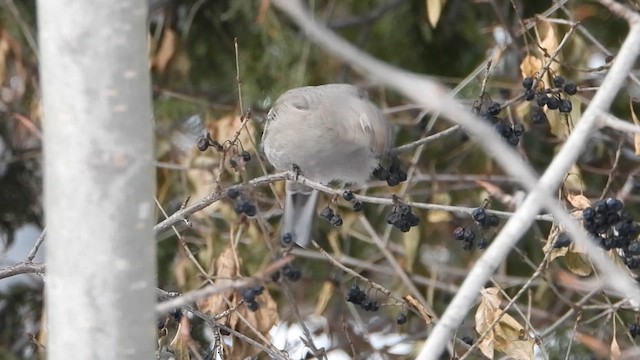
[{"x1": 283, "y1": 180, "x2": 319, "y2": 248}]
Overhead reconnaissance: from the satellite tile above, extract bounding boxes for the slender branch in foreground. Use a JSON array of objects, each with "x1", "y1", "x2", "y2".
[{"x1": 599, "y1": 112, "x2": 640, "y2": 133}]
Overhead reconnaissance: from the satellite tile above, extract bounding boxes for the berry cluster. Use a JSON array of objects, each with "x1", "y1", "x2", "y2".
[
  {"x1": 581, "y1": 197, "x2": 640, "y2": 267},
  {"x1": 523, "y1": 75, "x2": 578, "y2": 125},
  {"x1": 453, "y1": 226, "x2": 488, "y2": 250},
  {"x1": 281, "y1": 263, "x2": 302, "y2": 282},
  {"x1": 241, "y1": 285, "x2": 265, "y2": 312},
  {"x1": 471, "y1": 207, "x2": 500, "y2": 229},
  {"x1": 342, "y1": 190, "x2": 363, "y2": 212},
  {"x1": 320, "y1": 206, "x2": 343, "y2": 226},
  {"x1": 227, "y1": 188, "x2": 257, "y2": 217},
  {"x1": 452, "y1": 207, "x2": 499, "y2": 250},
  {"x1": 481, "y1": 101, "x2": 524, "y2": 146},
  {"x1": 386, "y1": 203, "x2": 420, "y2": 232},
  {"x1": 229, "y1": 150, "x2": 251, "y2": 167},
  {"x1": 345, "y1": 284, "x2": 379, "y2": 312},
  {"x1": 373, "y1": 163, "x2": 408, "y2": 186}
]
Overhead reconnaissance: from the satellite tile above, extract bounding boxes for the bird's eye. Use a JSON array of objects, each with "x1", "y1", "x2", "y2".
[{"x1": 291, "y1": 99, "x2": 309, "y2": 110}]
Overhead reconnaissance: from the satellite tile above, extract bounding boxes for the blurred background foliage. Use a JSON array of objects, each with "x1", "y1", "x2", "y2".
[{"x1": 1, "y1": 0, "x2": 640, "y2": 358}]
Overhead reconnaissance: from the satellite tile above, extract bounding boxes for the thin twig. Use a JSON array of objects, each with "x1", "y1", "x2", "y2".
[
  {"x1": 25, "y1": 228, "x2": 46, "y2": 263},
  {"x1": 155, "y1": 256, "x2": 292, "y2": 314}
]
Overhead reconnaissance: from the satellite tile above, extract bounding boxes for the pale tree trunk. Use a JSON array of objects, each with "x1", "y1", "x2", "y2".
[{"x1": 38, "y1": 1, "x2": 156, "y2": 359}]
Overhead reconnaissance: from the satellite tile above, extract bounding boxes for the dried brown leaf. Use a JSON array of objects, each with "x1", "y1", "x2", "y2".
[
  {"x1": 475, "y1": 288, "x2": 534, "y2": 359},
  {"x1": 564, "y1": 246, "x2": 592, "y2": 276},
  {"x1": 566, "y1": 193, "x2": 591, "y2": 210},
  {"x1": 198, "y1": 246, "x2": 239, "y2": 316},
  {"x1": 519, "y1": 55, "x2": 542, "y2": 79},
  {"x1": 404, "y1": 294, "x2": 434, "y2": 324},
  {"x1": 543, "y1": 224, "x2": 568, "y2": 262}
]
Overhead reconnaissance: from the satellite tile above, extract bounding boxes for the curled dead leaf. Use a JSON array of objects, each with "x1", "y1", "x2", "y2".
[
  {"x1": 197, "y1": 246, "x2": 240, "y2": 316},
  {"x1": 475, "y1": 287, "x2": 534, "y2": 360},
  {"x1": 566, "y1": 193, "x2": 591, "y2": 210}
]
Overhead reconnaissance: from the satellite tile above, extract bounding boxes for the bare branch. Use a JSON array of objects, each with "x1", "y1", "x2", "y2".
[{"x1": 0, "y1": 262, "x2": 45, "y2": 280}]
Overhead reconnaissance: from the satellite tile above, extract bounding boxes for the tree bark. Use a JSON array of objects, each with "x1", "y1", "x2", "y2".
[{"x1": 38, "y1": 1, "x2": 156, "y2": 359}]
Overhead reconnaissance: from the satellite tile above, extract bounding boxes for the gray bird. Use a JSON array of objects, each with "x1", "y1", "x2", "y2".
[{"x1": 262, "y1": 84, "x2": 393, "y2": 247}]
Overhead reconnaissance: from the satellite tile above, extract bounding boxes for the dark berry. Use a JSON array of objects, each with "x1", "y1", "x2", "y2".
[
  {"x1": 522, "y1": 77, "x2": 534, "y2": 90},
  {"x1": 157, "y1": 319, "x2": 166, "y2": 329},
  {"x1": 629, "y1": 323, "x2": 640, "y2": 337},
  {"x1": 463, "y1": 228, "x2": 476, "y2": 241},
  {"x1": 229, "y1": 158, "x2": 238, "y2": 168},
  {"x1": 487, "y1": 102, "x2": 501, "y2": 116},
  {"x1": 241, "y1": 151, "x2": 251, "y2": 162},
  {"x1": 558, "y1": 99, "x2": 572, "y2": 113},
  {"x1": 564, "y1": 83, "x2": 578, "y2": 95},
  {"x1": 537, "y1": 93, "x2": 549, "y2": 107},
  {"x1": 386, "y1": 211, "x2": 401, "y2": 225},
  {"x1": 553, "y1": 76, "x2": 565, "y2": 88},
  {"x1": 396, "y1": 313, "x2": 407, "y2": 325},
  {"x1": 453, "y1": 227, "x2": 465, "y2": 241},
  {"x1": 330, "y1": 215, "x2": 343, "y2": 227},
  {"x1": 553, "y1": 232, "x2": 572, "y2": 248},
  {"x1": 477, "y1": 237, "x2": 489, "y2": 249},
  {"x1": 282, "y1": 264, "x2": 302, "y2": 282},
  {"x1": 342, "y1": 190, "x2": 354, "y2": 201},
  {"x1": 246, "y1": 301, "x2": 259, "y2": 312},
  {"x1": 227, "y1": 188, "x2": 240, "y2": 199},
  {"x1": 462, "y1": 336, "x2": 474, "y2": 346},
  {"x1": 407, "y1": 213, "x2": 420, "y2": 227},
  {"x1": 582, "y1": 207, "x2": 595, "y2": 221},
  {"x1": 508, "y1": 134, "x2": 520, "y2": 146},
  {"x1": 320, "y1": 207, "x2": 334, "y2": 220},
  {"x1": 513, "y1": 123, "x2": 525, "y2": 136},
  {"x1": 219, "y1": 328, "x2": 230, "y2": 336},
  {"x1": 197, "y1": 136, "x2": 209, "y2": 151},
  {"x1": 531, "y1": 107, "x2": 548, "y2": 124},
  {"x1": 593, "y1": 200, "x2": 607, "y2": 214},
  {"x1": 352, "y1": 201, "x2": 363, "y2": 212},
  {"x1": 494, "y1": 121, "x2": 512, "y2": 137},
  {"x1": 471, "y1": 207, "x2": 486, "y2": 222},
  {"x1": 253, "y1": 285, "x2": 265, "y2": 295},
  {"x1": 627, "y1": 242, "x2": 640, "y2": 256},
  {"x1": 605, "y1": 197, "x2": 623, "y2": 212},
  {"x1": 524, "y1": 89, "x2": 535, "y2": 101},
  {"x1": 546, "y1": 97, "x2": 560, "y2": 110},
  {"x1": 243, "y1": 203, "x2": 256, "y2": 217},
  {"x1": 485, "y1": 215, "x2": 500, "y2": 228},
  {"x1": 281, "y1": 232, "x2": 293, "y2": 246},
  {"x1": 346, "y1": 284, "x2": 367, "y2": 305},
  {"x1": 242, "y1": 288, "x2": 256, "y2": 302}
]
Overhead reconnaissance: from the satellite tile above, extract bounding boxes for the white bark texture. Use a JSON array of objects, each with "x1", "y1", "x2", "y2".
[{"x1": 38, "y1": 1, "x2": 156, "y2": 359}]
